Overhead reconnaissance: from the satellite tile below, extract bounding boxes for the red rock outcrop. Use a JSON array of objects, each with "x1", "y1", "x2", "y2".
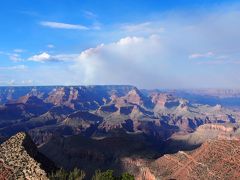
[{"x1": 122, "y1": 139, "x2": 240, "y2": 180}]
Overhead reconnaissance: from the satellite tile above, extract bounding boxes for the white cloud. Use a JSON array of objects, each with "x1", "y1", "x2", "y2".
[
  {"x1": 116, "y1": 36, "x2": 143, "y2": 45},
  {"x1": 28, "y1": 52, "x2": 50, "y2": 62},
  {"x1": 189, "y1": 52, "x2": 214, "y2": 59},
  {"x1": 28, "y1": 52, "x2": 78, "y2": 62},
  {"x1": 40, "y1": 21, "x2": 89, "y2": 30},
  {"x1": 69, "y1": 35, "x2": 168, "y2": 86}
]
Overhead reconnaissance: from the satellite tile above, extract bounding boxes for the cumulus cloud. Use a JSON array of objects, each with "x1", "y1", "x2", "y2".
[
  {"x1": 69, "y1": 35, "x2": 171, "y2": 87},
  {"x1": 40, "y1": 21, "x2": 89, "y2": 30},
  {"x1": 28, "y1": 52, "x2": 50, "y2": 62},
  {"x1": 28, "y1": 52, "x2": 78, "y2": 62}
]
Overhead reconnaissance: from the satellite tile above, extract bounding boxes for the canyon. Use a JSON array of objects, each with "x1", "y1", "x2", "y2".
[{"x1": 1, "y1": 85, "x2": 240, "y2": 179}]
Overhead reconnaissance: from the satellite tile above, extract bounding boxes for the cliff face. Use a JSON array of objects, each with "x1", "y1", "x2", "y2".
[
  {"x1": 154, "y1": 140, "x2": 240, "y2": 179},
  {"x1": 169, "y1": 123, "x2": 240, "y2": 146},
  {"x1": 122, "y1": 139, "x2": 240, "y2": 180},
  {"x1": 0, "y1": 132, "x2": 56, "y2": 180}
]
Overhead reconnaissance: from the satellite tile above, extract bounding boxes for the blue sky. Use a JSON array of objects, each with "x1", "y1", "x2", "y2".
[{"x1": 1, "y1": 0, "x2": 240, "y2": 88}]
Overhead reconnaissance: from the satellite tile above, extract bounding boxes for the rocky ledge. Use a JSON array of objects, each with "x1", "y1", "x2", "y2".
[{"x1": 0, "y1": 132, "x2": 56, "y2": 180}]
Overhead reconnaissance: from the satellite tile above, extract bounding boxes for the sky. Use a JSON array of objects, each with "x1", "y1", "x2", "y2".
[{"x1": 1, "y1": 0, "x2": 240, "y2": 88}]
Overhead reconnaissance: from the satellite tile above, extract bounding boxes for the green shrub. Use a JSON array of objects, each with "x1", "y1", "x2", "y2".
[
  {"x1": 120, "y1": 173, "x2": 134, "y2": 180},
  {"x1": 92, "y1": 170, "x2": 115, "y2": 180},
  {"x1": 49, "y1": 168, "x2": 134, "y2": 180},
  {"x1": 49, "y1": 168, "x2": 85, "y2": 180},
  {"x1": 69, "y1": 168, "x2": 86, "y2": 180},
  {"x1": 49, "y1": 168, "x2": 68, "y2": 180},
  {"x1": 91, "y1": 170, "x2": 134, "y2": 180}
]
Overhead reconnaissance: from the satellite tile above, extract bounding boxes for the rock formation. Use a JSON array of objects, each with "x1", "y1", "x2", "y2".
[
  {"x1": 0, "y1": 132, "x2": 55, "y2": 180},
  {"x1": 122, "y1": 139, "x2": 240, "y2": 180}
]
